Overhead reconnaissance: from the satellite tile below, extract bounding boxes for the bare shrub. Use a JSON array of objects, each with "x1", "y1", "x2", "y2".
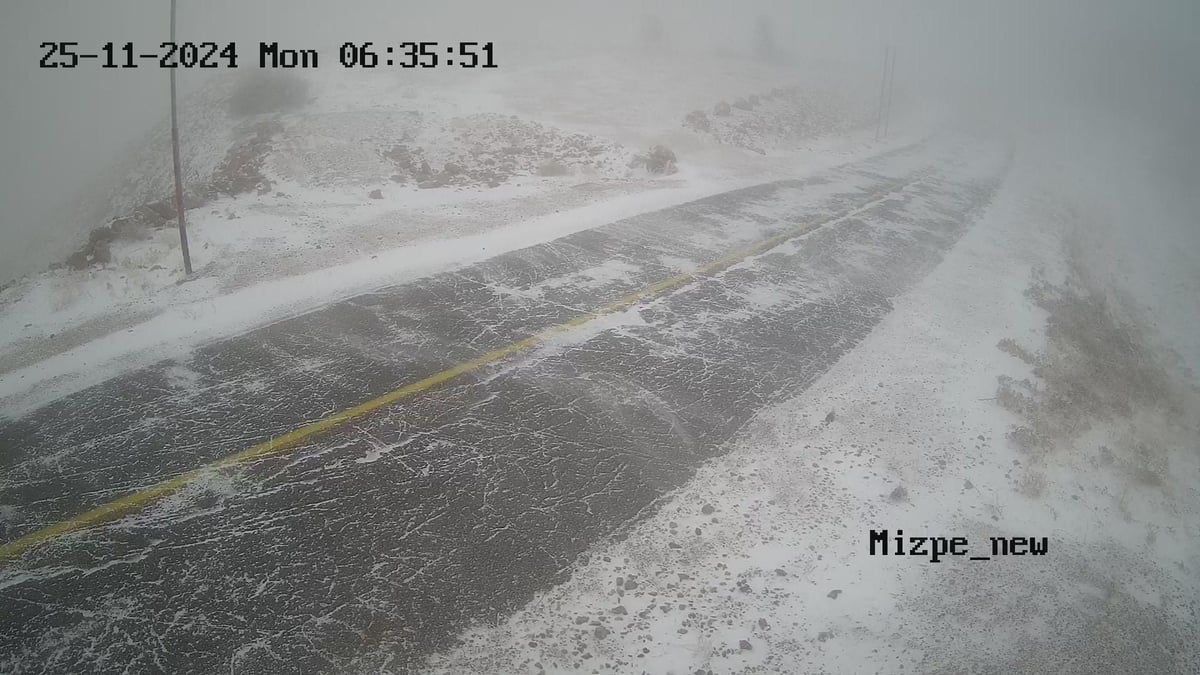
[
  {"x1": 684, "y1": 110, "x2": 712, "y2": 132},
  {"x1": 1018, "y1": 470, "x2": 1048, "y2": 498},
  {"x1": 630, "y1": 145, "x2": 678, "y2": 175},
  {"x1": 992, "y1": 245, "x2": 1196, "y2": 491},
  {"x1": 1006, "y1": 425, "x2": 1046, "y2": 456},
  {"x1": 997, "y1": 337, "x2": 1038, "y2": 365}
]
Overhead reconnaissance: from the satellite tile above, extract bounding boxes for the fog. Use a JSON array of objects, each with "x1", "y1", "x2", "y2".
[
  {"x1": 1, "y1": 0, "x2": 1197, "y2": 282},
  {"x1": 4, "y1": 3, "x2": 1200, "y2": 671}
]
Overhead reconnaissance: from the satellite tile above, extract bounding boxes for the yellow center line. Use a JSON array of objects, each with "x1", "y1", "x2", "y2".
[{"x1": 0, "y1": 176, "x2": 918, "y2": 564}]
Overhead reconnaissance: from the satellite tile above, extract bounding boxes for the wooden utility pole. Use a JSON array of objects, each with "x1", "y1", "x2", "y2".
[{"x1": 170, "y1": 0, "x2": 193, "y2": 275}]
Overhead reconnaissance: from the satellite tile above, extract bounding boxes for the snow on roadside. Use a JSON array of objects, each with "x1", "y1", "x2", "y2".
[
  {"x1": 0, "y1": 177, "x2": 740, "y2": 419},
  {"x1": 0, "y1": 51, "x2": 905, "y2": 410},
  {"x1": 421, "y1": 155, "x2": 1200, "y2": 673},
  {"x1": 0, "y1": 137, "x2": 927, "y2": 418}
]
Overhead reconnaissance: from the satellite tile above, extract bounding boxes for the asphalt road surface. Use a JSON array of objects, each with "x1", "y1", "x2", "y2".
[{"x1": 0, "y1": 138, "x2": 1007, "y2": 673}]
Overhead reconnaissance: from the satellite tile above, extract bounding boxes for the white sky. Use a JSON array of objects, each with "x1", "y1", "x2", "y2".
[{"x1": 1, "y1": 0, "x2": 1196, "y2": 282}]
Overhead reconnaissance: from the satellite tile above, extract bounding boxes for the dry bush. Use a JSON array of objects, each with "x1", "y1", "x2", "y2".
[
  {"x1": 630, "y1": 145, "x2": 678, "y2": 175},
  {"x1": 997, "y1": 337, "x2": 1038, "y2": 366},
  {"x1": 994, "y1": 247, "x2": 1197, "y2": 492},
  {"x1": 684, "y1": 110, "x2": 712, "y2": 133}
]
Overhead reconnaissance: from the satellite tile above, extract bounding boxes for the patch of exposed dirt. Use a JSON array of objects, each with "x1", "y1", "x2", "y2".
[
  {"x1": 995, "y1": 240, "x2": 1199, "y2": 489},
  {"x1": 56, "y1": 120, "x2": 283, "y2": 272},
  {"x1": 683, "y1": 85, "x2": 871, "y2": 154},
  {"x1": 381, "y1": 113, "x2": 627, "y2": 189},
  {"x1": 204, "y1": 120, "x2": 281, "y2": 197}
]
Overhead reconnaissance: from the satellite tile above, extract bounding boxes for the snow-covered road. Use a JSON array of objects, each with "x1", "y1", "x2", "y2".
[{"x1": 0, "y1": 137, "x2": 1026, "y2": 673}]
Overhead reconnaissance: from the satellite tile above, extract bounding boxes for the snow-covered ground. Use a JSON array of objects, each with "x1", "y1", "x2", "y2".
[
  {"x1": 6, "y1": 37, "x2": 1194, "y2": 674},
  {"x1": 0, "y1": 50, "x2": 907, "y2": 414},
  {"x1": 420, "y1": 142, "x2": 1200, "y2": 673}
]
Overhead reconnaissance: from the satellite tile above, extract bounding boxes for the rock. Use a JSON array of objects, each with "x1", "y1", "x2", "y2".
[
  {"x1": 91, "y1": 240, "x2": 112, "y2": 264},
  {"x1": 818, "y1": 630, "x2": 834, "y2": 642},
  {"x1": 66, "y1": 250, "x2": 90, "y2": 270},
  {"x1": 132, "y1": 205, "x2": 167, "y2": 229},
  {"x1": 146, "y1": 199, "x2": 176, "y2": 221},
  {"x1": 774, "y1": 568, "x2": 787, "y2": 576},
  {"x1": 574, "y1": 615, "x2": 589, "y2": 625},
  {"x1": 109, "y1": 217, "x2": 141, "y2": 239},
  {"x1": 739, "y1": 639, "x2": 752, "y2": 651},
  {"x1": 964, "y1": 479, "x2": 974, "y2": 490},
  {"x1": 624, "y1": 579, "x2": 638, "y2": 590},
  {"x1": 824, "y1": 410, "x2": 836, "y2": 424},
  {"x1": 88, "y1": 226, "x2": 116, "y2": 246},
  {"x1": 701, "y1": 504, "x2": 715, "y2": 515},
  {"x1": 889, "y1": 485, "x2": 908, "y2": 502},
  {"x1": 827, "y1": 589, "x2": 842, "y2": 599},
  {"x1": 594, "y1": 626, "x2": 610, "y2": 639},
  {"x1": 610, "y1": 605, "x2": 627, "y2": 615},
  {"x1": 368, "y1": 189, "x2": 383, "y2": 199}
]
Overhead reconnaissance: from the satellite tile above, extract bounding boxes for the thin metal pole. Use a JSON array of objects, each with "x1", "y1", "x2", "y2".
[
  {"x1": 170, "y1": 0, "x2": 193, "y2": 275},
  {"x1": 883, "y1": 47, "x2": 897, "y2": 138},
  {"x1": 875, "y1": 46, "x2": 889, "y2": 141}
]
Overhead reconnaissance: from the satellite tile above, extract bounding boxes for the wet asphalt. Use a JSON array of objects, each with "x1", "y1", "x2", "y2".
[{"x1": 0, "y1": 140, "x2": 1006, "y2": 673}]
